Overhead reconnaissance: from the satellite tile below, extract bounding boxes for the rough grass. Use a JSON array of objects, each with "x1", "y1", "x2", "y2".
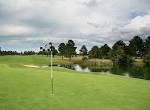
[
  {"x1": 0, "y1": 56, "x2": 150, "y2": 110},
  {"x1": 133, "y1": 58, "x2": 144, "y2": 66},
  {"x1": 81, "y1": 58, "x2": 113, "y2": 67}
]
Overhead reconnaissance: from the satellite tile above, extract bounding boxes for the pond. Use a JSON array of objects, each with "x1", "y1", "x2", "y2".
[{"x1": 59, "y1": 64, "x2": 150, "y2": 80}]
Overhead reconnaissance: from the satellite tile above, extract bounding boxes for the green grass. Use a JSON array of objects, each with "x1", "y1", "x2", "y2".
[
  {"x1": 0, "y1": 55, "x2": 82, "y2": 66},
  {"x1": 0, "y1": 55, "x2": 113, "y2": 67},
  {"x1": 0, "y1": 56, "x2": 150, "y2": 110}
]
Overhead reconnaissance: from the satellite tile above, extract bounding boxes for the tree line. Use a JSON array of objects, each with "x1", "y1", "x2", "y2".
[
  {"x1": 88, "y1": 36, "x2": 150, "y2": 66},
  {"x1": 89, "y1": 36, "x2": 150, "y2": 58},
  {"x1": 40, "y1": 40, "x2": 77, "y2": 60},
  {"x1": 1, "y1": 35, "x2": 150, "y2": 66},
  {"x1": 38, "y1": 35, "x2": 150, "y2": 66},
  {"x1": 0, "y1": 50, "x2": 36, "y2": 56}
]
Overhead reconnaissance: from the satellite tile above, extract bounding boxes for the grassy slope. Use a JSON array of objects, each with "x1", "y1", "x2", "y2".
[{"x1": 0, "y1": 56, "x2": 150, "y2": 110}]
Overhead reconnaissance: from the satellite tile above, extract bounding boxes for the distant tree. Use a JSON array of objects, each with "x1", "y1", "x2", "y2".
[
  {"x1": 128, "y1": 36, "x2": 144, "y2": 57},
  {"x1": 144, "y1": 51, "x2": 150, "y2": 66},
  {"x1": 45, "y1": 45, "x2": 58, "y2": 57},
  {"x1": 23, "y1": 51, "x2": 36, "y2": 55},
  {"x1": 51, "y1": 46, "x2": 58, "y2": 57},
  {"x1": 65, "y1": 40, "x2": 77, "y2": 60},
  {"x1": 40, "y1": 47, "x2": 43, "y2": 50},
  {"x1": 100, "y1": 44, "x2": 111, "y2": 58},
  {"x1": 111, "y1": 44, "x2": 132, "y2": 66},
  {"x1": 0, "y1": 50, "x2": 20, "y2": 56},
  {"x1": 58, "y1": 43, "x2": 66, "y2": 59},
  {"x1": 112, "y1": 40, "x2": 126, "y2": 50},
  {"x1": 43, "y1": 49, "x2": 49, "y2": 56},
  {"x1": 112, "y1": 45, "x2": 124, "y2": 60},
  {"x1": 88, "y1": 46, "x2": 100, "y2": 58},
  {"x1": 145, "y1": 36, "x2": 150, "y2": 54},
  {"x1": 112, "y1": 40, "x2": 130, "y2": 55},
  {"x1": 39, "y1": 47, "x2": 44, "y2": 55},
  {"x1": 39, "y1": 42, "x2": 57, "y2": 56},
  {"x1": 79, "y1": 45, "x2": 88, "y2": 56},
  {"x1": 43, "y1": 49, "x2": 46, "y2": 52}
]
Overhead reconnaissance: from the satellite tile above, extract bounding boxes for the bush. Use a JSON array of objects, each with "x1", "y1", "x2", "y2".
[
  {"x1": 112, "y1": 55, "x2": 133, "y2": 66},
  {"x1": 118, "y1": 55, "x2": 133, "y2": 66},
  {"x1": 144, "y1": 52, "x2": 150, "y2": 66},
  {"x1": 82, "y1": 56, "x2": 88, "y2": 61}
]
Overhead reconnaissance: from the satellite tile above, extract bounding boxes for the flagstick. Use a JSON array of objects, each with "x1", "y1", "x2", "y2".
[{"x1": 50, "y1": 50, "x2": 54, "y2": 95}]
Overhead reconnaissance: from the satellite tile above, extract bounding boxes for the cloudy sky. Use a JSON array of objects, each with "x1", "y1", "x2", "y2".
[{"x1": 0, "y1": 0, "x2": 150, "y2": 51}]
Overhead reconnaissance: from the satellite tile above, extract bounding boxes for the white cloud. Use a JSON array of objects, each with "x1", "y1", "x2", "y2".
[
  {"x1": 0, "y1": 0, "x2": 150, "y2": 51},
  {"x1": 124, "y1": 15, "x2": 150, "y2": 31},
  {"x1": 0, "y1": 25, "x2": 33, "y2": 36}
]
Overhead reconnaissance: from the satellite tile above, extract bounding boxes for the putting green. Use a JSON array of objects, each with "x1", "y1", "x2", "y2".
[{"x1": 0, "y1": 56, "x2": 150, "y2": 110}]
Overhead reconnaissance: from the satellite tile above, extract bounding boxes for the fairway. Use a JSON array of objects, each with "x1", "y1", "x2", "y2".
[{"x1": 0, "y1": 56, "x2": 150, "y2": 110}]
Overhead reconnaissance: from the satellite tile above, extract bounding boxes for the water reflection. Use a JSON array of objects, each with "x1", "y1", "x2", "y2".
[
  {"x1": 112, "y1": 65, "x2": 150, "y2": 80},
  {"x1": 59, "y1": 64, "x2": 150, "y2": 80},
  {"x1": 74, "y1": 64, "x2": 90, "y2": 72}
]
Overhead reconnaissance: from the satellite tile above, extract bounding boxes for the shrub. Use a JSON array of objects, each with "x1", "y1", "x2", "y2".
[
  {"x1": 82, "y1": 56, "x2": 88, "y2": 61},
  {"x1": 144, "y1": 52, "x2": 150, "y2": 66}
]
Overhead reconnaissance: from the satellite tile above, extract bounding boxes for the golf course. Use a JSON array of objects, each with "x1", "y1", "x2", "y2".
[
  {"x1": 1, "y1": 0, "x2": 150, "y2": 110},
  {"x1": 0, "y1": 55, "x2": 150, "y2": 110}
]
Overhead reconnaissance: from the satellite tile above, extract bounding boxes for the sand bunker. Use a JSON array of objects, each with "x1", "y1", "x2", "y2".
[{"x1": 23, "y1": 65, "x2": 39, "y2": 68}]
